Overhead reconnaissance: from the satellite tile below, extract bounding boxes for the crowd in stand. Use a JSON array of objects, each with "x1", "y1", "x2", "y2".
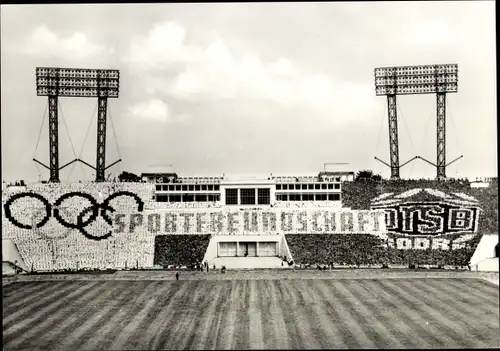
[
  {"x1": 286, "y1": 233, "x2": 481, "y2": 269},
  {"x1": 2, "y1": 182, "x2": 157, "y2": 272},
  {"x1": 2, "y1": 178, "x2": 497, "y2": 272},
  {"x1": 342, "y1": 179, "x2": 498, "y2": 234},
  {"x1": 153, "y1": 235, "x2": 211, "y2": 268},
  {"x1": 287, "y1": 179, "x2": 497, "y2": 268}
]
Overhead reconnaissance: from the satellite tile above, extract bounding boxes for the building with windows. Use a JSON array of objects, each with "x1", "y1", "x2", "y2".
[
  {"x1": 141, "y1": 171, "x2": 354, "y2": 207},
  {"x1": 140, "y1": 170, "x2": 355, "y2": 267}
]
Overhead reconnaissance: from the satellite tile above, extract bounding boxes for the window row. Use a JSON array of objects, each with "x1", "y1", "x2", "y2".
[
  {"x1": 275, "y1": 193, "x2": 341, "y2": 201},
  {"x1": 155, "y1": 184, "x2": 220, "y2": 192},
  {"x1": 155, "y1": 194, "x2": 221, "y2": 202},
  {"x1": 276, "y1": 183, "x2": 340, "y2": 190},
  {"x1": 225, "y1": 188, "x2": 271, "y2": 205}
]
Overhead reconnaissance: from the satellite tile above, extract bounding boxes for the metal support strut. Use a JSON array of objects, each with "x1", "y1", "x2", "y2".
[
  {"x1": 387, "y1": 94, "x2": 400, "y2": 179},
  {"x1": 95, "y1": 97, "x2": 108, "y2": 182},
  {"x1": 48, "y1": 95, "x2": 60, "y2": 182},
  {"x1": 436, "y1": 92, "x2": 446, "y2": 179}
]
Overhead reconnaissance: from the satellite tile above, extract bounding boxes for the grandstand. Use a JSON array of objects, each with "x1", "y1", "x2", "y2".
[{"x1": 2, "y1": 169, "x2": 498, "y2": 272}]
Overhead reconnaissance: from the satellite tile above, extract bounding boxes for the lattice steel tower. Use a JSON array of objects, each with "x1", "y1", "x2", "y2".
[
  {"x1": 374, "y1": 64, "x2": 461, "y2": 180},
  {"x1": 35, "y1": 67, "x2": 121, "y2": 182}
]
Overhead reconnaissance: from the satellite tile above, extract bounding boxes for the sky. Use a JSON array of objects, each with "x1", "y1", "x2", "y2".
[{"x1": 0, "y1": 2, "x2": 496, "y2": 182}]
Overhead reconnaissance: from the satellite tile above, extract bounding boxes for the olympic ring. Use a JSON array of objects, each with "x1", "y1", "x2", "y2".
[
  {"x1": 33, "y1": 207, "x2": 73, "y2": 241},
  {"x1": 54, "y1": 193, "x2": 99, "y2": 229},
  {"x1": 3, "y1": 191, "x2": 145, "y2": 241},
  {"x1": 4, "y1": 192, "x2": 51, "y2": 229}
]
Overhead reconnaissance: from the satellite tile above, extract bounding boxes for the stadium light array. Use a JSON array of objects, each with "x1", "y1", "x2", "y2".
[
  {"x1": 36, "y1": 67, "x2": 120, "y2": 98},
  {"x1": 374, "y1": 64, "x2": 460, "y2": 179},
  {"x1": 35, "y1": 67, "x2": 121, "y2": 182}
]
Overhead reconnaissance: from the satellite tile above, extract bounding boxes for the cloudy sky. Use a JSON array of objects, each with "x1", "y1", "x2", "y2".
[{"x1": 1, "y1": 2, "x2": 496, "y2": 182}]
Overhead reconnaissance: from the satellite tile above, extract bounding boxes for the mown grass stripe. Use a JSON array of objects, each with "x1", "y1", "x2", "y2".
[
  {"x1": 54, "y1": 282, "x2": 139, "y2": 350},
  {"x1": 9, "y1": 281, "x2": 112, "y2": 350},
  {"x1": 288, "y1": 279, "x2": 323, "y2": 349},
  {"x1": 424, "y1": 278, "x2": 500, "y2": 328},
  {"x1": 204, "y1": 285, "x2": 228, "y2": 350},
  {"x1": 423, "y1": 278, "x2": 499, "y2": 317},
  {"x1": 3, "y1": 281, "x2": 94, "y2": 332},
  {"x1": 182, "y1": 282, "x2": 226, "y2": 350},
  {"x1": 397, "y1": 279, "x2": 487, "y2": 348},
  {"x1": 258, "y1": 280, "x2": 276, "y2": 349},
  {"x1": 276, "y1": 280, "x2": 306, "y2": 349},
  {"x1": 278, "y1": 278, "x2": 294, "y2": 302},
  {"x1": 214, "y1": 280, "x2": 241, "y2": 350},
  {"x1": 2, "y1": 281, "x2": 54, "y2": 304},
  {"x1": 340, "y1": 280, "x2": 406, "y2": 349},
  {"x1": 3, "y1": 281, "x2": 70, "y2": 317},
  {"x1": 248, "y1": 280, "x2": 266, "y2": 350},
  {"x1": 305, "y1": 280, "x2": 348, "y2": 349},
  {"x1": 154, "y1": 281, "x2": 205, "y2": 349},
  {"x1": 74, "y1": 281, "x2": 151, "y2": 349},
  {"x1": 145, "y1": 281, "x2": 193, "y2": 350},
  {"x1": 108, "y1": 281, "x2": 167, "y2": 350},
  {"x1": 2, "y1": 282, "x2": 55, "y2": 315},
  {"x1": 259, "y1": 280, "x2": 283, "y2": 350},
  {"x1": 381, "y1": 279, "x2": 470, "y2": 348},
  {"x1": 190, "y1": 281, "x2": 230, "y2": 350},
  {"x1": 234, "y1": 280, "x2": 252, "y2": 349},
  {"x1": 294, "y1": 280, "x2": 328, "y2": 349},
  {"x1": 123, "y1": 281, "x2": 188, "y2": 350},
  {"x1": 461, "y1": 278, "x2": 500, "y2": 292},
  {"x1": 3, "y1": 281, "x2": 100, "y2": 346},
  {"x1": 446, "y1": 278, "x2": 499, "y2": 305},
  {"x1": 409, "y1": 279, "x2": 499, "y2": 347},
  {"x1": 349, "y1": 279, "x2": 427, "y2": 349},
  {"x1": 267, "y1": 280, "x2": 292, "y2": 350},
  {"x1": 368, "y1": 279, "x2": 449, "y2": 347},
  {"x1": 315, "y1": 280, "x2": 357, "y2": 349},
  {"x1": 165, "y1": 280, "x2": 211, "y2": 349},
  {"x1": 83, "y1": 280, "x2": 161, "y2": 350},
  {"x1": 329, "y1": 280, "x2": 380, "y2": 348},
  {"x1": 49, "y1": 281, "x2": 133, "y2": 351}
]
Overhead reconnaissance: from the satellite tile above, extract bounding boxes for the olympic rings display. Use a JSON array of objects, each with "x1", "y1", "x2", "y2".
[{"x1": 3, "y1": 191, "x2": 144, "y2": 241}]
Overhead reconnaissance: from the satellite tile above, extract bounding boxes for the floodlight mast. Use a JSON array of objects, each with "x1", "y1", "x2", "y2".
[
  {"x1": 374, "y1": 64, "x2": 459, "y2": 180},
  {"x1": 35, "y1": 67, "x2": 121, "y2": 183}
]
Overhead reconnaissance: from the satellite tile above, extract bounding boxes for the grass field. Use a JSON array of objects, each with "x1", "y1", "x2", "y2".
[{"x1": 3, "y1": 278, "x2": 499, "y2": 350}]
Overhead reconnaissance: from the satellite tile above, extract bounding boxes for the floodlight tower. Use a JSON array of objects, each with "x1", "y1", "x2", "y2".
[
  {"x1": 35, "y1": 67, "x2": 121, "y2": 183},
  {"x1": 374, "y1": 64, "x2": 461, "y2": 180}
]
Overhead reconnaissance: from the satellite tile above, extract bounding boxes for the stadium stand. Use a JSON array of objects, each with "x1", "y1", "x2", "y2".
[
  {"x1": 1, "y1": 178, "x2": 497, "y2": 272},
  {"x1": 153, "y1": 235, "x2": 211, "y2": 268}
]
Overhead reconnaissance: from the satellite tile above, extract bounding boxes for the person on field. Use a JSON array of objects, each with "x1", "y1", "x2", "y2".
[{"x1": 176, "y1": 272, "x2": 179, "y2": 280}]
